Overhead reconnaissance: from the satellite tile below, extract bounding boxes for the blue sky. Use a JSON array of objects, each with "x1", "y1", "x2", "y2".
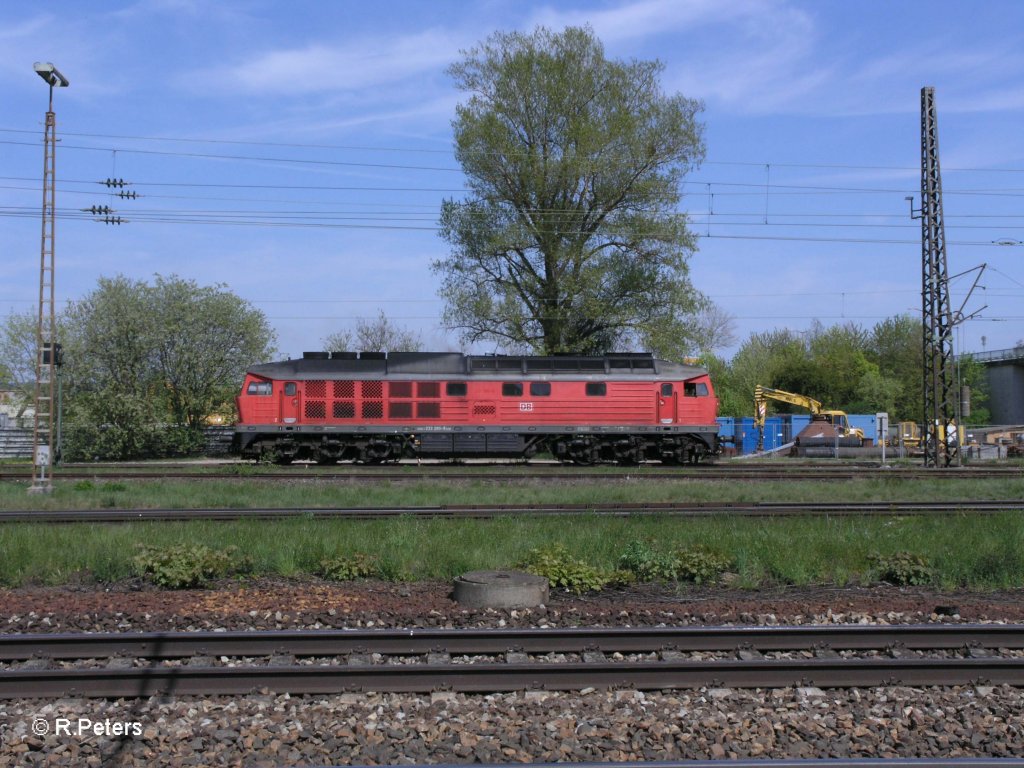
[{"x1": 3, "y1": 0, "x2": 1023, "y2": 360}]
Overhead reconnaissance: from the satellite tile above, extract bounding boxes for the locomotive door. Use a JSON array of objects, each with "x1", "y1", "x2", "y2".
[
  {"x1": 657, "y1": 383, "x2": 677, "y2": 424},
  {"x1": 281, "y1": 381, "x2": 299, "y2": 423}
]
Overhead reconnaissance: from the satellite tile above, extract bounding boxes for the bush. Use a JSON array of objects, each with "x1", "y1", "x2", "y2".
[
  {"x1": 869, "y1": 551, "x2": 932, "y2": 586},
  {"x1": 618, "y1": 540, "x2": 678, "y2": 581},
  {"x1": 674, "y1": 546, "x2": 733, "y2": 584},
  {"x1": 133, "y1": 544, "x2": 249, "y2": 589},
  {"x1": 518, "y1": 544, "x2": 618, "y2": 594},
  {"x1": 318, "y1": 552, "x2": 379, "y2": 581},
  {"x1": 618, "y1": 540, "x2": 732, "y2": 584},
  {"x1": 63, "y1": 420, "x2": 206, "y2": 462}
]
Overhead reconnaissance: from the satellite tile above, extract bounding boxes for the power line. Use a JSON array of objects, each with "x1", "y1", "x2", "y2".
[
  {"x1": 8, "y1": 204, "x2": 1024, "y2": 234},
  {"x1": 2, "y1": 126, "x2": 1024, "y2": 174}
]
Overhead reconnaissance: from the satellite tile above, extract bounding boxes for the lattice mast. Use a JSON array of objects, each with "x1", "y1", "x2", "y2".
[
  {"x1": 919, "y1": 86, "x2": 959, "y2": 467},
  {"x1": 30, "y1": 68, "x2": 62, "y2": 492}
]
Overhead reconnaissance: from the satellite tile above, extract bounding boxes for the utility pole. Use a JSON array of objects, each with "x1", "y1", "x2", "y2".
[
  {"x1": 29, "y1": 62, "x2": 69, "y2": 493},
  {"x1": 918, "y1": 86, "x2": 958, "y2": 468}
]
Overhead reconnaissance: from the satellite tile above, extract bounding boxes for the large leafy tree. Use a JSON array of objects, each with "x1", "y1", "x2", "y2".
[
  {"x1": 717, "y1": 329, "x2": 808, "y2": 416},
  {"x1": 436, "y1": 26, "x2": 706, "y2": 357},
  {"x1": 866, "y1": 314, "x2": 923, "y2": 421},
  {"x1": 61, "y1": 275, "x2": 275, "y2": 458}
]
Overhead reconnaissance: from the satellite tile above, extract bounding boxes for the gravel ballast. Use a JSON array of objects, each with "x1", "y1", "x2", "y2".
[
  {"x1": 2, "y1": 686, "x2": 1023, "y2": 766},
  {"x1": 3, "y1": 580, "x2": 1024, "y2": 764}
]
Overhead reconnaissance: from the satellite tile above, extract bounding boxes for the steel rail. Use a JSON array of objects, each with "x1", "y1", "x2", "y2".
[
  {"x1": 343, "y1": 761, "x2": 1024, "y2": 768},
  {"x1": 2, "y1": 624, "x2": 1023, "y2": 661},
  {"x1": 344, "y1": 762, "x2": 1024, "y2": 768},
  {"x1": 3, "y1": 657, "x2": 1022, "y2": 698},
  {"x1": 1, "y1": 468, "x2": 1022, "y2": 483},
  {"x1": 1, "y1": 499, "x2": 1022, "y2": 523}
]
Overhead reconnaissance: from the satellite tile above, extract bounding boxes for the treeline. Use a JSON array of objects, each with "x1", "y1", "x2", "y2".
[
  {"x1": 705, "y1": 315, "x2": 989, "y2": 423},
  {"x1": 1, "y1": 275, "x2": 275, "y2": 461}
]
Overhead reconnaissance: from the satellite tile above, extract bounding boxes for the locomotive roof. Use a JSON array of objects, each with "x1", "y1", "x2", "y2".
[{"x1": 246, "y1": 351, "x2": 708, "y2": 381}]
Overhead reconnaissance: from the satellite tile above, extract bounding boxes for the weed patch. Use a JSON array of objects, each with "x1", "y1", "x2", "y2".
[{"x1": 133, "y1": 544, "x2": 251, "y2": 589}]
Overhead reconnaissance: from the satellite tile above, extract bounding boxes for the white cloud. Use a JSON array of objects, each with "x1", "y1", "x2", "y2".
[
  {"x1": 215, "y1": 28, "x2": 465, "y2": 96},
  {"x1": 527, "y1": 0, "x2": 756, "y2": 44}
]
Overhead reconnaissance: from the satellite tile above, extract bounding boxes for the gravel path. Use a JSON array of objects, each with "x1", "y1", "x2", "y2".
[{"x1": 3, "y1": 580, "x2": 1024, "y2": 765}]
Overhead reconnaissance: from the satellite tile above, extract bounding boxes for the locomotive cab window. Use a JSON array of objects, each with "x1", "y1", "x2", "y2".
[
  {"x1": 684, "y1": 382, "x2": 709, "y2": 397},
  {"x1": 502, "y1": 382, "x2": 523, "y2": 397},
  {"x1": 246, "y1": 381, "x2": 272, "y2": 396},
  {"x1": 585, "y1": 382, "x2": 606, "y2": 397},
  {"x1": 446, "y1": 382, "x2": 467, "y2": 397},
  {"x1": 660, "y1": 383, "x2": 673, "y2": 397},
  {"x1": 529, "y1": 381, "x2": 551, "y2": 396},
  {"x1": 284, "y1": 382, "x2": 297, "y2": 396}
]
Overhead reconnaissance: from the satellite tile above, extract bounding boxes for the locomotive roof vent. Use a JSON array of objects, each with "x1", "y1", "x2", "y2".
[
  {"x1": 359, "y1": 351, "x2": 387, "y2": 360},
  {"x1": 302, "y1": 351, "x2": 330, "y2": 360},
  {"x1": 330, "y1": 351, "x2": 358, "y2": 360}
]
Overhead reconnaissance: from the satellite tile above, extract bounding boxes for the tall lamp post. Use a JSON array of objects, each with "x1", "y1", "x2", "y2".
[{"x1": 29, "y1": 62, "x2": 68, "y2": 494}]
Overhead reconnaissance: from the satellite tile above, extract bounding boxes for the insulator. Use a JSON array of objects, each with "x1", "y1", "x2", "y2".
[{"x1": 116, "y1": 190, "x2": 138, "y2": 199}]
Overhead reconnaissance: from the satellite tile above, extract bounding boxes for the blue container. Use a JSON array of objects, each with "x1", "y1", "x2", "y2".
[
  {"x1": 848, "y1": 414, "x2": 876, "y2": 442},
  {"x1": 783, "y1": 414, "x2": 812, "y2": 443}
]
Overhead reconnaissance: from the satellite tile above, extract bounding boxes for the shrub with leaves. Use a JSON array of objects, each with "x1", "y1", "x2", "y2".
[
  {"x1": 618, "y1": 540, "x2": 679, "y2": 581},
  {"x1": 318, "y1": 552, "x2": 380, "y2": 581},
  {"x1": 518, "y1": 544, "x2": 615, "y2": 594},
  {"x1": 674, "y1": 546, "x2": 733, "y2": 584},
  {"x1": 133, "y1": 544, "x2": 248, "y2": 589},
  {"x1": 869, "y1": 551, "x2": 933, "y2": 586},
  {"x1": 618, "y1": 541, "x2": 732, "y2": 584}
]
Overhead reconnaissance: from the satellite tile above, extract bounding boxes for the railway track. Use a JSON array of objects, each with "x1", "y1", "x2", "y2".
[
  {"x1": 3, "y1": 624, "x2": 1022, "y2": 699},
  {"x1": 1, "y1": 499, "x2": 1021, "y2": 523},
  {"x1": 1, "y1": 465, "x2": 1022, "y2": 483}
]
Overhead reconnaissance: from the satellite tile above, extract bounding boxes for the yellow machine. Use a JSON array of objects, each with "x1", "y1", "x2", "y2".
[
  {"x1": 893, "y1": 421, "x2": 969, "y2": 454},
  {"x1": 896, "y1": 421, "x2": 922, "y2": 449},
  {"x1": 754, "y1": 385, "x2": 865, "y2": 452}
]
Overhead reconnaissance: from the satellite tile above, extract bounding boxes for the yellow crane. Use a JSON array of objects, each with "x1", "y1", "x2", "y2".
[{"x1": 754, "y1": 385, "x2": 864, "y2": 452}]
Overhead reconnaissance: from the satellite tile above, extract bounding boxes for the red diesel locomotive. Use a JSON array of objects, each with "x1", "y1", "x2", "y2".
[{"x1": 235, "y1": 351, "x2": 719, "y2": 464}]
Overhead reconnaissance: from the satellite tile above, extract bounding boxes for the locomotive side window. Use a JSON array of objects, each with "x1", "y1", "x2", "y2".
[
  {"x1": 684, "y1": 382, "x2": 710, "y2": 397},
  {"x1": 502, "y1": 382, "x2": 523, "y2": 397},
  {"x1": 585, "y1": 382, "x2": 606, "y2": 396},
  {"x1": 661, "y1": 383, "x2": 673, "y2": 396},
  {"x1": 696, "y1": 382, "x2": 709, "y2": 396},
  {"x1": 529, "y1": 382, "x2": 551, "y2": 396},
  {"x1": 246, "y1": 381, "x2": 272, "y2": 396},
  {"x1": 446, "y1": 382, "x2": 467, "y2": 397},
  {"x1": 284, "y1": 382, "x2": 297, "y2": 396}
]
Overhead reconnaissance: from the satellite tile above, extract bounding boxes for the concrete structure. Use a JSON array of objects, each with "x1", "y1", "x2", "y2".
[
  {"x1": 452, "y1": 570, "x2": 549, "y2": 609},
  {"x1": 969, "y1": 347, "x2": 1024, "y2": 424}
]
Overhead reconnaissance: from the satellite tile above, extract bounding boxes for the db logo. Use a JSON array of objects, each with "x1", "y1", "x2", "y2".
[{"x1": 518, "y1": 402, "x2": 534, "y2": 412}]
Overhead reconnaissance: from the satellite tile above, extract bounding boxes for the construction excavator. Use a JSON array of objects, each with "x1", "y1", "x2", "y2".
[{"x1": 754, "y1": 385, "x2": 865, "y2": 452}]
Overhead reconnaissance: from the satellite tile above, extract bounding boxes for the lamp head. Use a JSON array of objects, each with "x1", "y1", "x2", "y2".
[{"x1": 33, "y1": 62, "x2": 69, "y2": 88}]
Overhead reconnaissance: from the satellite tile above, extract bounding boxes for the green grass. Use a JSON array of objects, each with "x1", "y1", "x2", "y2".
[
  {"x1": 1, "y1": 475, "x2": 1023, "y2": 511},
  {"x1": 1, "y1": 475, "x2": 1023, "y2": 589}
]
